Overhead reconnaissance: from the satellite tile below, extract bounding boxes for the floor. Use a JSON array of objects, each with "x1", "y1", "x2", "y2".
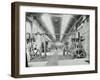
[{"x1": 28, "y1": 49, "x2": 89, "y2": 67}]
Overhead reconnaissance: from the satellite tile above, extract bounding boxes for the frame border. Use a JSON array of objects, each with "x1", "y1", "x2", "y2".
[{"x1": 11, "y1": 2, "x2": 98, "y2": 78}]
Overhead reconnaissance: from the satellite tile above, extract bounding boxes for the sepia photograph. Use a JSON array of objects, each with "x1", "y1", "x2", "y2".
[{"x1": 25, "y1": 12, "x2": 90, "y2": 67}]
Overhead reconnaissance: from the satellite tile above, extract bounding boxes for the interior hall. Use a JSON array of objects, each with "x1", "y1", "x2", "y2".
[{"x1": 25, "y1": 13, "x2": 90, "y2": 67}]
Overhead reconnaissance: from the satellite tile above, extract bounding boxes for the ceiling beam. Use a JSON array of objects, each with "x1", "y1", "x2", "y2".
[
  {"x1": 61, "y1": 15, "x2": 81, "y2": 41},
  {"x1": 32, "y1": 15, "x2": 56, "y2": 41}
]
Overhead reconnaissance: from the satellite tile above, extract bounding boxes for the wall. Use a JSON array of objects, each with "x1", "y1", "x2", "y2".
[{"x1": 0, "y1": 0, "x2": 100, "y2": 80}]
